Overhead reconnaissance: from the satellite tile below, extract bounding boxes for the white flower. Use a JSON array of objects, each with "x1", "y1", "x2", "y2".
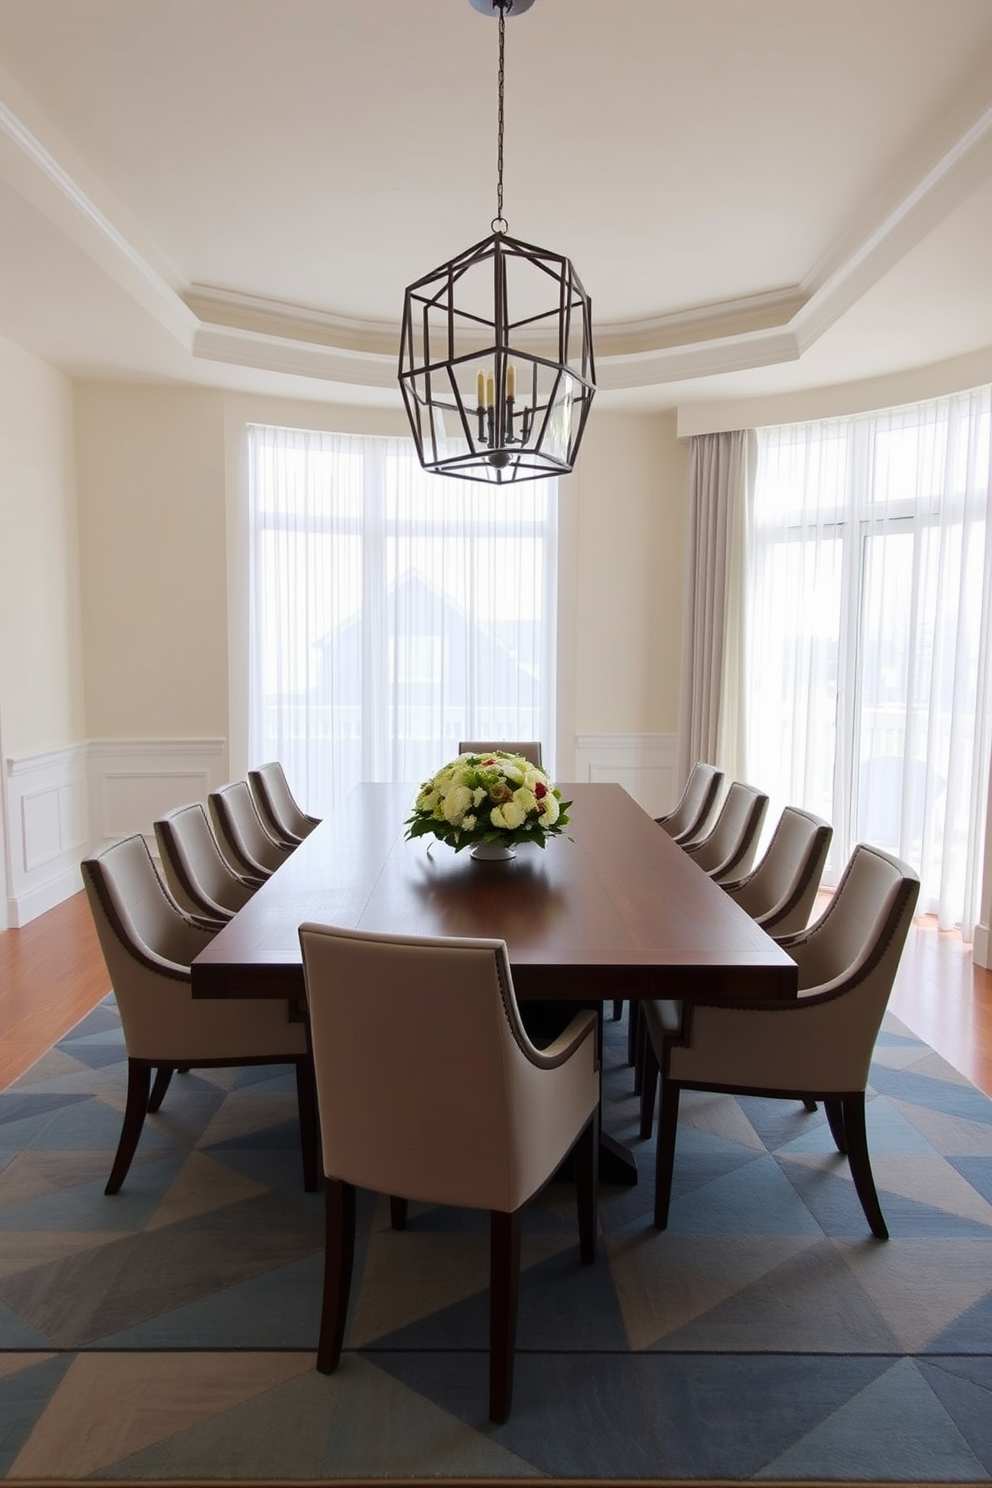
[
  {"x1": 513, "y1": 786, "x2": 537, "y2": 815},
  {"x1": 492, "y1": 800, "x2": 526, "y2": 830},
  {"x1": 444, "y1": 785, "x2": 473, "y2": 823},
  {"x1": 538, "y1": 793, "x2": 560, "y2": 825}
]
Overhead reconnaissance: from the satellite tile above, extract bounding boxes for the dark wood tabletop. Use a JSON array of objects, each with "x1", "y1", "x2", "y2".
[{"x1": 191, "y1": 781, "x2": 797, "y2": 1005}]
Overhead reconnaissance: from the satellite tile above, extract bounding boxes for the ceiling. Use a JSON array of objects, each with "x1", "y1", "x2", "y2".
[{"x1": 1, "y1": 0, "x2": 991, "y2": 414}]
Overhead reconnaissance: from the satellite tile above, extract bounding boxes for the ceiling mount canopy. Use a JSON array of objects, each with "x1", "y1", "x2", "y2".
[{"x1": 398, "y1": 0, "x2": 596, "y2": 485}]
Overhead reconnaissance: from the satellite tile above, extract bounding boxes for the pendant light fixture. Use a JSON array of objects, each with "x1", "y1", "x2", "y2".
[{"x1": 398, "y1": 0, "x2": 596, "y2": 485}]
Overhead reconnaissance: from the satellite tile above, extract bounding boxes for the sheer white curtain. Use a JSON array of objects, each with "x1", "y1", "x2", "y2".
[
  {"x1": 743, "y1": 387, "x2": 992, "y2": 934},
  {"x1": 247, "y1": 424, "x2": 558, "y2": 814},
  {"x1": 677, "y1": 430, "x2": 753, "y2": 788}
]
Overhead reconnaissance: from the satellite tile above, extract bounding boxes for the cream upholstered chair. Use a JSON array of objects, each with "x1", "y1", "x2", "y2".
[
  {"x1": 457, "y1": 740, "x2": 543, "y2": 768},
  {"x1": 720, "y1": 806, "x2": 833, "y2": 937},
  {"x1": 630, "y1": 803, "x2": 831, "y2": 1079},
  {"x1": 642, "y1": 844, "x2": 920, "y2": 1238},
  {"x1": 155, "y1": 803, "x2": 260, "y2": 925},
  {"x1": 249, "y1": 761, "x2": 320, "y2": 848},
  {"x1": 655, "y1": 761, "x2": 724, "y2": 844},
  {"x1": 681, "y1": 780, "x2": 769, "y2": 880},
  {"x1": 82, "y1": 835, "x2": 316, "y2": 1195},
  {"x1": 298, "y1": 922, "x2": 600, "y2": 1423},
  {"x1": 209, "y1": 780, "x2": 292, "y2": 879}
]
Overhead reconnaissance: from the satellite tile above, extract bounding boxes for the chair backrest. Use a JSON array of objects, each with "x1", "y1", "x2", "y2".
[
  {"x1": 682, "y1": 781, "x2": 768, "y2": 879},
  {"x1": 666, "y1": 845, "x2": 920, "y2": 1147},
  {"x1": 82, "y1": 834, "x2": 209, "y2": 978},
  {"x1": 249, "y1": 761, "x2": 319, "y2": 845},
  {"x1": 657, "y1": 761, "x2": 723, "y2": 842},
  {"x1": 458, "y1": 741, "x2": 543, "y2": 769},
  {"x1": 299, "y1": 923, "x2": 590, "y2": 1215},
  {"x1": 82, "y1": 834, "x2": 308, "y2": 1067},
  {"x1": 784, "y1": 843, "x2": 921, "y2": 997},
  {"x1": 745, "y1": 843, "x2": 921, "y2": 1093},
  {"x1": 155, "y1": 803, "x2": 257, "y2": 920},
  {"x1": 722, "y1": 806, "x2": 832, "y2": 937},
  {"x1": 209, "y1": 781, "x2": 290, "y2": 877},
  {"x1": 81, "y1": 836, "x2": 214, "y2": 1055}
]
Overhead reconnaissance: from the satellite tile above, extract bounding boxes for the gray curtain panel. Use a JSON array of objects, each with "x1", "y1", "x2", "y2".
[{"x1": 676, "y1": 429, "x2": 753, "y2": 789}]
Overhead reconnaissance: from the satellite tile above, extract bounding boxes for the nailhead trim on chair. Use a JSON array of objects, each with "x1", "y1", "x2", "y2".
[
  {"x1": 492, "y1": 945, "x2": 597, "y2": 1070},
  {"x1": 82, "y1": 837, "x2": 200, "y2": 985},
  {"x1": 688, "y1": 849, "x2": 919, "y2": 1017}
]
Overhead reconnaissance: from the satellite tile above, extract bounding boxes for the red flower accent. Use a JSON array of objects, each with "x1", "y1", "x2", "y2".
[{"x1": 534, "y1": 780, "x2": 547, "y2": 798}]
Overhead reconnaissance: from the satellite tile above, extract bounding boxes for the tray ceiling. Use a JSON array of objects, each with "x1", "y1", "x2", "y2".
[{"x1": 1, "y1": 0, "x2": 991, "y2": 411}]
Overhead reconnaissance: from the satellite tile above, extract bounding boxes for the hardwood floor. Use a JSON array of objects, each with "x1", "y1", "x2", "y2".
[
  {"x1": 1, "y1": 890, "x2": 992, "y2": 1098},
  {"x1": 0, "y1": 891, "x2": 108, "y2": 1090}
]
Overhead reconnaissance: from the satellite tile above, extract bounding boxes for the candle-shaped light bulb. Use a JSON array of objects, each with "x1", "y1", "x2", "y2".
[
  {"x1": 476, "y1": 370, "x2": 486, "y2": 408},
  {"x1": 486, "y1": 375, "x2": 495, "y2": 409},
  {"x1": 506, "y1": 364, "x2": 516, "y2": 400}
]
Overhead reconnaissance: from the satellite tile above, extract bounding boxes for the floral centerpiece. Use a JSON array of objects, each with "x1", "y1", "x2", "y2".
[{"x1": 405, "y1": 750, "x2": 571, "y2": 858}]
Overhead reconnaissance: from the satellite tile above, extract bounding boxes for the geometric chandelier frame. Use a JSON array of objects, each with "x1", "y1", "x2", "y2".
[{"x1": 397, "y1": 0, "x2": 596, "y2": 485}]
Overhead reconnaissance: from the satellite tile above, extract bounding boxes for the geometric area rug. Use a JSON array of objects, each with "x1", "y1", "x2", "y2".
[{"x1": 1, "y1": 997, "x2": 991, "y2": 1482}]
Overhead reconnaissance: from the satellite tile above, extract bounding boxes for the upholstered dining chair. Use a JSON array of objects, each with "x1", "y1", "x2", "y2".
[
  {"x1": 457, "y1": 740, "x2": 543, "y2": 768},
  {"x1": 298, "y1": 922, "x2": 600, "y2": 1423},
  {"x1": 720, "y1": 806, "x2": 833, "y2": 937},
  {"x1": 641, "y1": 843, "x2": 920, "y2": 1238},
  {"x1": 155, "y1": 802, "x2": 260, "y2": 925},
  {"x1": 681, "y1": 780, "x2": 769, "y2": 881},
  {"x1": 248, "y1": 761, "x2": 320, "y2": 848},
  {"x1": 82, "y1": 834, "x2": 317, "y2": 1195},
  {"x1": 655, "y1": 761, "x2": 724, "y2": 845},
  {"x1": 209, "y1": 780, "x2": 292, "y2": 879}
]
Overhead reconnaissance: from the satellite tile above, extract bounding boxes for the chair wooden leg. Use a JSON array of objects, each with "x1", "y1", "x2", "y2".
[
  {"x1": 628, "y1": 999, "x2": 641, "y2": 1072},
  {"x1": 317, "y1": 1179, "x2": 356, "y2": 1373},
  {"x1": 802, "y1": 1098, "x2": 818, "y2": 1112},
  {"x1": 489, "y1": 1208, "x2": 521, "y2": 1424},
  {"x1": 824, "y1": 1098, "x2": 847, "y2": 1153},
  {"x1": 842, "y1": 1093, "x2": 888, "y2": 1240},
  {"x1": 390, "y1": 1195, "x2": 409, "y2": 1230},
  {"x1": 653, "y1": 1079, "x2": 681, "y2": 1230},
  {"x1": 105, "y1": 1059, "x2": 152, "y2": 1195},
  {"x1": 574, "y1": 1111, "x2": 599, "y2": 1264},
  {"x1": 147, "y1": 1066, "x2": 174, "y2": 1113},
  {"x1": 639, "y1": 1032, "x2": 661, "y2": 1139},
  {"x1": 611, "y1": 998, "x2": 623, "y2": 1021},
  {"x1": 294, "y1": 1057, "x2": 318, "y2": 1193}
]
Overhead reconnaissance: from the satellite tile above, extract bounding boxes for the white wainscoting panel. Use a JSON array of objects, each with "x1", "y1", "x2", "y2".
[
  {"x1": 3, "y1": 738, "x2": 228, "y2": 927},
  {"x1": 88, "y1": 739, "x2": 228, "y2": 850},
  {"x1": 573, "y1": 733, "x2": 678, "y2": 818},
  {"x1": 5, "y1": 744, "x2": 89, "y2": 926}
]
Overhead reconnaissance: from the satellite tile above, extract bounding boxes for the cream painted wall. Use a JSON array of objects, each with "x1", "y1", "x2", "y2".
[
  {"x1": 71, "y1": 387, "x2": 687, "y2": 765},
  {"x1": 0, "y1": 333, "x2": 84, "y2": 757},
  {"x1": 74, "y1": 383, "x2": 228, "y2": 740},
  {"x1": 572, "y1": 410, "x2": 687, "y2": 735}
]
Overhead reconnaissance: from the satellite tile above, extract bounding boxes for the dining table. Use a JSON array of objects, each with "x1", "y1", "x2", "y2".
[{"x1": 191, "y1": 780, "x2": 798, "y2": 1181}]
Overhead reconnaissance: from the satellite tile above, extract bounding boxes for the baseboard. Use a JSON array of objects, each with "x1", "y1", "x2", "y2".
[
  {"x1": 573, "y1": 732, "x2": 678, "y2": 817},
  {"x1": 4, "y1": 737, "x2": 227, "y2": 927}
]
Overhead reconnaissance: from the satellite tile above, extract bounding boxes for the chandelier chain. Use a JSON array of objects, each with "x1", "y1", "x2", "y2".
[{"x1": 493, "y1": 1, "x2": 507, "y2": 233}]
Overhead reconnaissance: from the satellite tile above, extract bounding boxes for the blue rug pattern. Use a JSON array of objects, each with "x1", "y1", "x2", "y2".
[{"x1": 0, "y1": 997, "x2": 991, "y2": 1481}]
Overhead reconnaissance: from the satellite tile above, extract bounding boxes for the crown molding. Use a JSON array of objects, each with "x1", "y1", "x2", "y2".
[
  {"x1": 191, "y1": 320, "x2": 399, "y2": 387},
  {"x1": 0, "y1": 95, "x2": 196, "y2": 346},
  {"x1": 0, "y1": 68, "x2": 990, "y2": 395},
  {"x1": 185, "y1": 285, "x2": 400, "y2": 357},
  {"x1": 795, "y1": 99, "x2": 992, "y2": 353}
]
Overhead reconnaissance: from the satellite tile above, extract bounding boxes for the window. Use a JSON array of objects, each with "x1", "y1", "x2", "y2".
[
  {"x1": 247, "y1": 425, "x2": 558, "y2": 814},
  {"x1": 744, "y1": 388, "x2": 992, "y2": 934}
]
